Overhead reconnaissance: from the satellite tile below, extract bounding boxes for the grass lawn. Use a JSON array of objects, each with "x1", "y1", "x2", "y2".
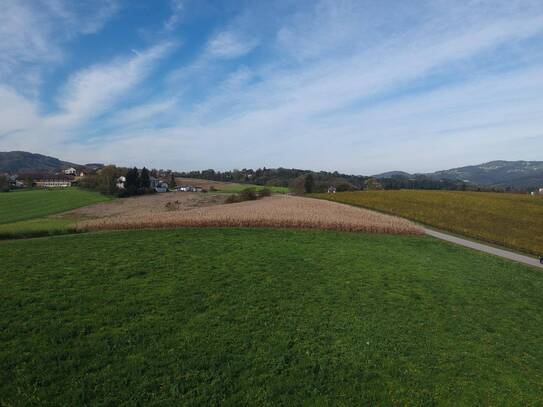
[
  {"x1": 0, "y1": 188, "x2": 111, "y2": 224},
  {"x1": 1, "y1": 228, "x2": 542, "y2": 405},
  {"x1": 218, "y1": 183, "x2": 288, "y2": 194},
  {"x1": 0, "y1": 218, "x2": 78, "y2": 239},
  {"x1": 0, "y1": 188, "x2": 110, "y2": 238},
  {"x1": 313, "y1": 190, "x2": 543, "y2": 256}
]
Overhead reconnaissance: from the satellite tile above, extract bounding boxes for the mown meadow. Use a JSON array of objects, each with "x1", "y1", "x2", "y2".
[
  {"x1": 2, "y1": 228, "x2": 543, "y2": 405},
  {"x1": 0, "y1": 188, "x2": 111, "y2": 239},
  {"x1": 313, "y1": 190, "x2": 543, "y2": 256},
  {"x1": 218, "y1": 183, "x2": 288, "y2": 194}
]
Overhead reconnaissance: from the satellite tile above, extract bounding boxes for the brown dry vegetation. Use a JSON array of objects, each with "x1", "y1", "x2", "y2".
[
  {"x1": 77, "y1": 195, "x2": 422, "y2": 234},
  {"x1": 58, "y1": 192, "x2": 226, "y2": 220}
]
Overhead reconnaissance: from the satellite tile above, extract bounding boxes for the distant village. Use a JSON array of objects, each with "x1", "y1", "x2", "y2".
[{"x1": 2, "y1": 165, "x2": 205, "y2": 194}]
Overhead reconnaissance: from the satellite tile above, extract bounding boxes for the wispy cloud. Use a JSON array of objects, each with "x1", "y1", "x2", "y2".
[
  {"x1": 0, "y1": 41, "x2": 176, "y2": 157},
  {"x1": 0, "y1": 0, "x2": 120, "y2": 93},
  {"x1": 1, "y1": 0, "x2": 543, "y2": 173},
  {"x1": 54, "y1": 41, "x2": 176, "y2": 127},
  {"x1": 107, "y1": 99, "x2": 178, "y2": 128},
  {"x1": 206, "y1": 31, "x2": 258, "y2": 59},
  {"x1": 164, "y1": 0, "x2": 184, "y2": 31}
]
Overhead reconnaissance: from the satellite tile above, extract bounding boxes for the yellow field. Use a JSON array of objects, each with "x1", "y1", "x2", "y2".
[
  {"x1": 313, "y1": 190, "x2": 543, "y2": 255},
  {"x1": 77, "y1": 195, "x2": 422, "y2": 235}
]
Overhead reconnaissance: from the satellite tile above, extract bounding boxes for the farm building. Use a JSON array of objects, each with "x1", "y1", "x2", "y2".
[
  {"x1": 150, "y1": 177, "x2": 169, "y2": 192},
  {"x1": 35, "y1": 176, "x2": 73, "y2": 188}
]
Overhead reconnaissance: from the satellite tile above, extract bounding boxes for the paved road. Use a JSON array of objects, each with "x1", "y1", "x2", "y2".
[{"x1": 424, "y1": 228, "x2": 543, "y2": 269}]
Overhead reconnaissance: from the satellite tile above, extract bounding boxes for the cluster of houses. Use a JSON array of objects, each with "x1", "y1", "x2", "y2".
[
  {"x1": 5, "y1": 167, "x2": 83, "y2": 189},
  {"x1": 5, "y1": 165, "x2": 209, "y2": 194},
  {"x1": 115, "y1": 176, "x2": 204, "y2": 193}
]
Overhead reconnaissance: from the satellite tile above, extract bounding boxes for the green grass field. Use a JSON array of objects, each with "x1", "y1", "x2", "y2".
[
  {"x1": 313, "y1": 190, "x2": 543, "y2": 256},
  {"x1": 2, "y1": 228, "x2": 542, "y2": 405},
  {"x1": 0, "y1": 188, "x2": 111, "y2": 223},
  {"x1": 0, "y1": 188, "x2": 110, "y2": 238},
  {"x1": 218, "y1": 183, "x2": 288, "y2": 194}
]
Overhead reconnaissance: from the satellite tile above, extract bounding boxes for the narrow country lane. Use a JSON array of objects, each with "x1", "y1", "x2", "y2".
[{"x1": 424, "y1": 228, "x2": 543, "y2": 269}]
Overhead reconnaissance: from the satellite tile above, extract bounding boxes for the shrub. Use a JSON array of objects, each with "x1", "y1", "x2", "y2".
[
  {"x1": 225, "y1": 194, "x2": 241, "y2": 204},
  {"x1": 258, "y1": 188, "x2": 272, "y2": 198},
  {"x1": 240, "y1": 188, "x2": 258, "y2": 201}
]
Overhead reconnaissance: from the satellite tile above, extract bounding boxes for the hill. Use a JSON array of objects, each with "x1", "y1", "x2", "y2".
[
  {"x1": 0, "y1": 151, "x2": 81, "y2": 173},
  {"x1": 373, "y1": 161, "x2": 543, "y2": 189},
  {"x1": 372, "y1": 171, "x2": 413, "y2": 179},
  {"x1": 427, "y1": 160, "x2": 543, "y2": 188}
]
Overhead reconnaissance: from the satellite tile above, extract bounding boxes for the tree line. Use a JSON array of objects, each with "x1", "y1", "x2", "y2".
[{"x1": 78, "y1": 165, "x2": 174, "y2": 197}]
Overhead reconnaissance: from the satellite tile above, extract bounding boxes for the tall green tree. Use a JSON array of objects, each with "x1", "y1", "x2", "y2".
[
  {"x1": 125, "y1": 167, "x2": 140, "y2": 195},
  {"x1": 0, "y1": 175, "x2": 9, "y2": 192},
  {"x1": 140, "y1": 167, "x2": 150, "y2": 189},
  {"x1": 169, "y1": 173, "x2": 176, "y2": 189},
  {"x1": 96, "y1": 165, "x2": 120, "y2": 195},
  {"x1": 304, "y1": 174, "x2": 315, "y2": 193}
]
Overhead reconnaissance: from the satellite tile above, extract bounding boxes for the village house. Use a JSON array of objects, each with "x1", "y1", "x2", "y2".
[
  {"x1": 7, "y1": 175, "x2": 18, "y2": 188},
  {"x1": 116, "y1": 176, "x2": 126, "y2": 189},
  {"x1": 327, "y1": 186, "x2": 337, "y2": 194},
  {"x1": 64, "y1": 167, "x2": 77, "y2": 176},
  {"x1": 150, "y1": 176, "x2": 169, "y2": 193}
]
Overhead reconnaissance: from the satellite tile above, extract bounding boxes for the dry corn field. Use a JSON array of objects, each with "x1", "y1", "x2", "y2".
[{"x1": 77, "y1": 195, "x2": 422, "y2": 234}]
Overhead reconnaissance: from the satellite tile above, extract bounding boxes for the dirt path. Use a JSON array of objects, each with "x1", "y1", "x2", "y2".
[{"x1": 424, "y1": 228, "x2": 543, "y2": 269}]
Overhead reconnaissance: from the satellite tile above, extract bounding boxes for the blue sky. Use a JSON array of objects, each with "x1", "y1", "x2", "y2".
[{"x1": 1, "y1": 0, "x2": 543, "y2": 174}]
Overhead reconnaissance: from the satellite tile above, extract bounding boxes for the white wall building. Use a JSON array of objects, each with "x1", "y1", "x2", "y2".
[{"x1": 36, "y1": 179, "x2": 72, "y2": 188}]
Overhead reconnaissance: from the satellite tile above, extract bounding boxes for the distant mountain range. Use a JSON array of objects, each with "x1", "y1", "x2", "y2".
[
  {"x1": 2, "y1": 151, "x2": 542, "y2": 189},
  {"x1": 0, "y1": 151, "x2": 102, "y2": 173},
  {"x1": 373, "y1": 160, "x2": 543, "y2": 188}
]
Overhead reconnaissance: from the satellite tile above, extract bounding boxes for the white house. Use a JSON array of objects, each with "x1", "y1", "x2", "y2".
[
  {"x1": 64, "y1": 167, "x2": 77, "y2": 176},
  {"x1": 149, "y1": 176, "x2": 169, "y2": 192},
  {"x1": 116, "y1": 176, "x2": 126, "y2": 189},
  {"x1": 539, "y1": 188, "x2": 543, "y2": 194}
]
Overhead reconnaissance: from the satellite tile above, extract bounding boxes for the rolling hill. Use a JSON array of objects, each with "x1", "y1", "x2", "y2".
[
  {"x1": 0, "y1": 151, "x2": 80, "y2": 173},
  {"x1": 428, "y1": 160, "x2": 543, "y2": 188},
  {"x1": 374, "y1": 161, "x2": 543, "y2": 188}
]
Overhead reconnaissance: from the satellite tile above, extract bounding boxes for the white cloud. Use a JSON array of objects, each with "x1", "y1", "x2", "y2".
[
  {"x1": 53, "y1": 41, "x2": 175, "y2": 127},
  {"x1": 0, "y1": 0, "x2": 120, "y2": 92},
  {"x1": 107, "y1": 99, "x2": 178, "y2": 127},
  {"x1": 164, "y1": 0, "x2": 184, "y2": 31},
  {"x1": 2, "y1": 0, "x2": 543, "y2": 174},
  {"x1": 206, "y1": 31, "x2": 258, "y2": 59},
  {"x1": 0, "y1": 86, "x2": 40, "y2": 136},
  {"x1": 0, "y1": 41, "x2": 176, "y2": 159}
]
